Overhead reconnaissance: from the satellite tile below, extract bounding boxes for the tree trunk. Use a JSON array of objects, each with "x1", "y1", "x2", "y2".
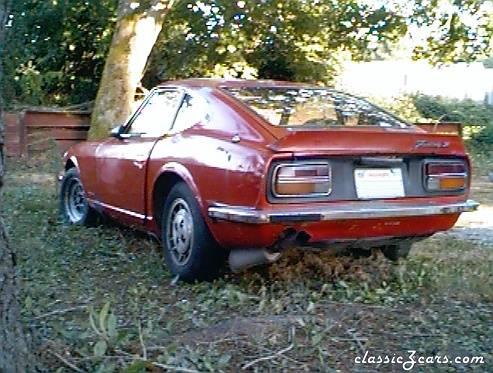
[
  {"x1": 88, "y1": 0, "x2": 173, "y2": 139},
  {"x1": 0, "y1": 222, "x2": 34, "y2": 372},
  {"x1": 0, "y1": 1, "x2": 35, "y2": 371}
]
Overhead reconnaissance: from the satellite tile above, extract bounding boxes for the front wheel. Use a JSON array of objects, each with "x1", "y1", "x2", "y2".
[
  {"x1": 161, "y1": 182, "x2": 225, "y2": 282},
  {"x1": 59, "y1": 168, "x2": 99, "y2": 225}
]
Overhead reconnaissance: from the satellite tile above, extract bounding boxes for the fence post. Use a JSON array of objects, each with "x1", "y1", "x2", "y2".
[{"x1": 19, "y1": 111, "x2": 27, "y2": 158}]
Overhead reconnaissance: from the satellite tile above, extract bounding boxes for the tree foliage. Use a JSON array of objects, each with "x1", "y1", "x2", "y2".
[
  {"x1": 145, "y1": 0, "x2": 407, "y2": 85},
  {"x1": 410, "y1": 0, "x2": 493, "y2": 63},
  {"x1": 2, "y1": 0, "x2": 492, "y2": 107},
  {"x1": 3, "y1": 0, "x2": 117, "y2": 106}
]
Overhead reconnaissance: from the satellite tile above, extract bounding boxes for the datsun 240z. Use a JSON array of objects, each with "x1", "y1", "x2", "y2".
[{"x1": 60, "y1": 79, "x2": 479, "y2": 281}]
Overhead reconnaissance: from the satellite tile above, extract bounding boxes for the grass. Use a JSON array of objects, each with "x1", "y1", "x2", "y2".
[{"x1": 2, "y1": 157, "x2": 493, "y2": 372}]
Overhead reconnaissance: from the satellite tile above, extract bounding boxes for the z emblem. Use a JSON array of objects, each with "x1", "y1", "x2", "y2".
[{"x1": 415, "y1": 140, "x2": 450, "y2": 149}]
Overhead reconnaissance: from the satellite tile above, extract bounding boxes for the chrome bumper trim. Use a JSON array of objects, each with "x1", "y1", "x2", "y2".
[{"x1": 208, "y1": 199, "x2": 479, "y2": 224}]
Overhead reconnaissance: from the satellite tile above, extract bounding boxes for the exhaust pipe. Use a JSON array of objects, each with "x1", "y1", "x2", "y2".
[
  {"x1": 229, "y1": 249, "x2": 281, "y2": 273},
  {"x1": 228, "y1": 229, "x2": 311, "y2": 272}
]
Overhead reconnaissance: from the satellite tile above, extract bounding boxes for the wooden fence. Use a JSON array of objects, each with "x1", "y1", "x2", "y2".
[
  {"x1": 4, "y1": 109, "x2": 90, "y2": 157},
  {"x1": 3, "y1": 109, "x2": 463, "y2": 158}
]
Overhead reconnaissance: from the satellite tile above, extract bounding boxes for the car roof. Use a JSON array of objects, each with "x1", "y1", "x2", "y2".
[{"x1": 158, "y1": 78, "x2": 315, "y2": 90}]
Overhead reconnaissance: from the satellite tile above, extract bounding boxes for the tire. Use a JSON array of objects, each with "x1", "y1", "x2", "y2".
[
  {"x1": 381, "y1": 243, "x2": 412, "y2": 261},
  {"x1": 161, "y1": 182, "x2": 225, "y2": 282},
  {"x1": 59, "y1": 168, "x2": 99, "y2": 226},
  {"x1": 349, "y1": 247, "x2": 372, "y2": 259}
]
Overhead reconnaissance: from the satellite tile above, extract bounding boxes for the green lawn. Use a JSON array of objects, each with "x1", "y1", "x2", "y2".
[{"x1": 3, "y1": 158, "x2": 492, "y2": 372}]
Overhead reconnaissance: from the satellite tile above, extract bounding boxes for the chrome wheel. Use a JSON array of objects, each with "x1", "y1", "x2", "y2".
[
  {"x1": 64, "y1": 178, "x2": 87, "y2": 223},
  {"x1": 166, "y1": 198, "x2": 194, "y2": 266}
]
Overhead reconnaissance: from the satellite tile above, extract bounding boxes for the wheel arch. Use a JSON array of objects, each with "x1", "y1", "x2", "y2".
[
  {"x1": 64, "y1": 156, "x2": 79, "y2": 171},
  {"x1": 151, "y1": 162, "x2": 205, "y2": 229}
]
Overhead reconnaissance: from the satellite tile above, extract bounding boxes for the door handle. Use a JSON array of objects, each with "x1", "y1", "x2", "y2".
[{"x1": 133, "y1": 160, "x2": 145, "y2": 169}]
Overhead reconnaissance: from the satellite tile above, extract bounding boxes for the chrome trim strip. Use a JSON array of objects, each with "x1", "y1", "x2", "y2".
[
  {"x1": 208, "y1": 200, "x2": 480, "y2": 224},
  {"x1": 91, "y1": 200, "x2": 146, "y2": 219},
  {"x1": 277, "y1": 176, "x2": 331, "y2": 184},
  {"x1": 427, "y1": 173, "x2": 467, "y2": 178}
]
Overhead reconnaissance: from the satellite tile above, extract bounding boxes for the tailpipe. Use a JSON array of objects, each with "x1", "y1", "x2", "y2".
[{"x1": 229, "y1": 248, "x2": 281, "y2": 273}]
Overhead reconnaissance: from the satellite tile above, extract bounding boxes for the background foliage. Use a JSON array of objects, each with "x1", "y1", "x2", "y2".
[
  {"x1": 143, "y1": 0, "x2": 406, "y2": 87},
  {"x1": 3, "y1": 0, "x2": 116, "y2": 106},
  {"x1": 414, "y1": 95, "x2": 493, "y2": 147},
  {"x1": 373, "y1": 94, "x2": 493, "y2": 147},
  {"x1": 3, "y1": 0, "x2": 492, "y2": 108}
]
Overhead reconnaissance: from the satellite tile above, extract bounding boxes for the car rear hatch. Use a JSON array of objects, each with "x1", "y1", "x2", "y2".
[
  {"x1": 266, "y1": 127, "x2": 470, "y2": 203},
  {"x1": 267, "y1": 127, "x2": 466, "y2": 156}
]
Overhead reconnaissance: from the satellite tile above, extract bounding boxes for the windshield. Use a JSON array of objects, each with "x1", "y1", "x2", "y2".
[{"x1": 225, "y1": 87, "x2": 410, "y2": 129}]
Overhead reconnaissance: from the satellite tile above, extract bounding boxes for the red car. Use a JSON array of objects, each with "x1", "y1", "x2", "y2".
[{"x1": 60, "y1": 79, "x2": 479, "y2": 281}]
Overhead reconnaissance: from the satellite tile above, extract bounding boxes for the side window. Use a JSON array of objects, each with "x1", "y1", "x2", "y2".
[
  {"x1": 171, "y1": 94, "x2": 209, "y2": 133},
  {"x1": 128, "y1": 90, "x2": 182, "y2": 137}
]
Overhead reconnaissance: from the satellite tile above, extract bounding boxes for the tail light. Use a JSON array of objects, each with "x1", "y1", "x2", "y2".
[
  {"x1": 272, "y1": 162, "x2": 331, "y2": 197},
  {"x1": 424, "y1": 160, "x2": 468, "y2": 192}
]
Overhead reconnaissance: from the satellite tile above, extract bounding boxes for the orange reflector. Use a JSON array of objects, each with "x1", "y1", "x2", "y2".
[
  {"x1": 275, "y1": 182, "x2": 319, "y2": 196},
  {"x1": 439, "y1": 177, "x2": 466, "y2": 190}
]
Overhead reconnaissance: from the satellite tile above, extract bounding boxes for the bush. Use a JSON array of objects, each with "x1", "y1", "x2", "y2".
[
  {"x1": 413, "y1": 95, "x2": 493, "y2": 128},
  {"x1": 413, "y1": 95, "x2": 493, "y2": 147},
  {"x1": 372, "y1": 94, "x2": 493, "y2": 148}
]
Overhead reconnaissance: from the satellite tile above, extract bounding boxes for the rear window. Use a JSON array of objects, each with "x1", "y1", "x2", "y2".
[{"x1": 225, "y1": 87, "x2": 410, "y2": 129}]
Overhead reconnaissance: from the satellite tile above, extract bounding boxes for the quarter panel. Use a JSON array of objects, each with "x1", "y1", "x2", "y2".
[{"x1": 146, "y1": 130, "x2": 273, "y2": 235}]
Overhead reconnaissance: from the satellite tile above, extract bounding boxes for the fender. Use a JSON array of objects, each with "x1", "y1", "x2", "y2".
[{"x1": 152, "y1": 161, "x2": 204, "y2": 211}]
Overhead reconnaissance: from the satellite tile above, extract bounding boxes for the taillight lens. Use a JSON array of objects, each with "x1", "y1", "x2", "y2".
[
  {"x1": 425, "y1": 161, "x2": 467, "y2": 192},
  {"x1": 273, "y1": 163, "x2": 331, "y2": 197}
]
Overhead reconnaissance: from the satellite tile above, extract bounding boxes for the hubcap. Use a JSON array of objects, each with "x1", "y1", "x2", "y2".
[
  {"x1": 166, "y1": 198, "x2": 193, "y2": 266},
  {"x1": 64, "y1": 178, "x2": 87, "y2": 223}
]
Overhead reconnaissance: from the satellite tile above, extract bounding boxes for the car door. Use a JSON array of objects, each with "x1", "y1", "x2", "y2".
[{"x1": 95, "y1": 88, "x2": 183, "y2": 226}]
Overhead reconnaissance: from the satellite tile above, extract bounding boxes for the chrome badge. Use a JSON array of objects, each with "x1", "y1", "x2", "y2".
[{"x1": 415, "y1": 140, "x2": 450, "y2": 149}]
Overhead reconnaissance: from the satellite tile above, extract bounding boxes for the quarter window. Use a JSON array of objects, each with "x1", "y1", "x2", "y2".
[
  {"x1": 171, "y1": 94, "x2": 209, "y2": 133},
  {"x1": 128, "y1": 90, "x2": 182, "y2": 137}
]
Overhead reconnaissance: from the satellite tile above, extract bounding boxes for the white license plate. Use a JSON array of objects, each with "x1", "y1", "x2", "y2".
[{"x1": 354, "y1": 168, "x2": 405, "y2": 199}]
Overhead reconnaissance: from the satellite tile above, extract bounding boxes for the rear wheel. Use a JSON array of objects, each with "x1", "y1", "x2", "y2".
[
  {"x1": 161, "y1": 182, "x2": 225, "y2": 282},
  {"x1": 60, "y1": 168, "x2": 99, "y2": 225}
]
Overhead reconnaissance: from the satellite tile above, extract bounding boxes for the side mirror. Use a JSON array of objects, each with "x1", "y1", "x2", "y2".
[{"x1": 110, "y1": 125, "x2": 123, "y2": 138}]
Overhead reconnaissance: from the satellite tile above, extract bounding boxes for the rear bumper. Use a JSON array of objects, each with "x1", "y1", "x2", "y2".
[{"x1": 208, "y1": 199, "x2": 479, "y2": 224}]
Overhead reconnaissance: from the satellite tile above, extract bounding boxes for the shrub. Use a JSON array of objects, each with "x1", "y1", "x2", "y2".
[
  {"x1": 371, "y1": 94, "x2": 493, "y2": 148},
  {"x1": 413, "y1": 95, "x2": 493, "y2": 127},
  {"x1": 414, "y1": 95, "x2": 493, "y2": 147}
]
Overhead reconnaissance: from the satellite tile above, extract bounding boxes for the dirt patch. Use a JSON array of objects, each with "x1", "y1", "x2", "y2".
[{"x1": 177, "y1": 302, "x2": 369, "y2": 345}]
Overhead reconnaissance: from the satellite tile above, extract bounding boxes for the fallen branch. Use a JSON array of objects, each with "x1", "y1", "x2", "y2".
[
  {"x1": 322, "y1": 300, "x2": 387, "y2": 309},
  {"x1": 240, "y1": 339, "x2": 307, "y2": 368},
  {"x1": 151, "y1": 362, "x2": 200, "y2": 373},
  {"x1": 32, "y1": 305, "x2": 87, "y2": 320},
  {"x1": 113, "y1": 349, "x2": 198, "y2": 373},
  {"x1": 346, "y1": 329, "x2": 365, "y2": 355},
  {"x1": 138, "y1": 322, "x2": 147, "y2": 361},
  {"x1": 195, "y1": 336, "x2": 245, "y2": 345},
  {"x1": 48, "y1": 350, "x2": 86, "y2": 373},
  {"x1": 242, "y1": 326, "x2": 296, "y2": 370}
]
